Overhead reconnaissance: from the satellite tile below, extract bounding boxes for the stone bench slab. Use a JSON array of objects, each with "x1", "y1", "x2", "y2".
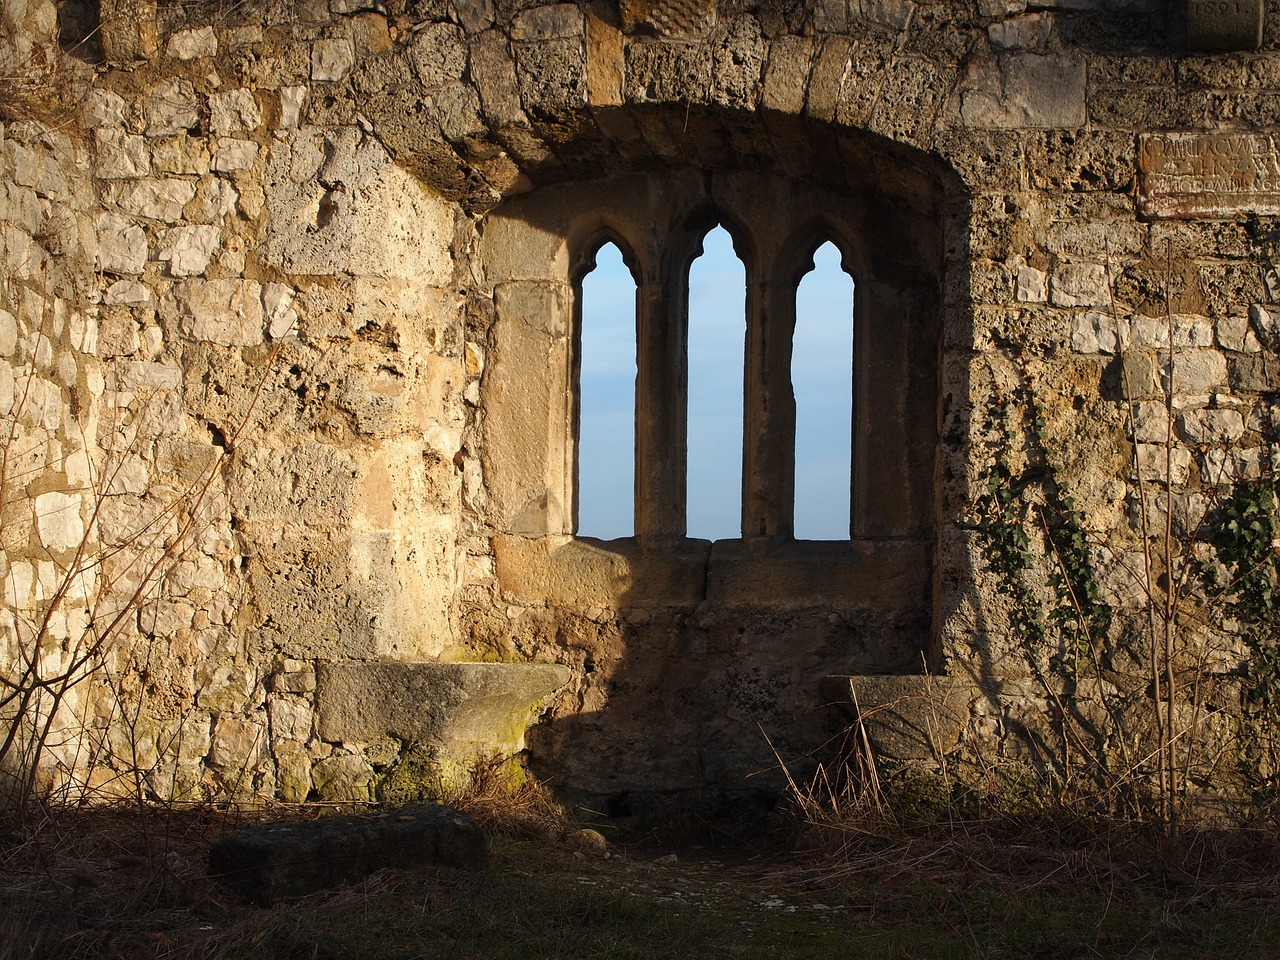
[
  {"x1": 316, "y1": 661, "x2": 572, "y2": 759},
  {"x1": 208, "y1": 803, "x2": 486, "y2": 905}
]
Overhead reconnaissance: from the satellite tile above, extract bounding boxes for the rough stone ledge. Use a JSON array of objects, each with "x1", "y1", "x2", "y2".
[
  {"x1": 316, "y1": 661, "x2": 572, "y2": 759},
  {"x1": 208, "y1": 803, "x2": 487, "y2": 905},
  {"x1": 823, "y1": 675, "x2": 980, "y2": 762}
]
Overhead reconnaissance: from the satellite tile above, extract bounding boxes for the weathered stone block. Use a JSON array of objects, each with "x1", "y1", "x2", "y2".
[
  {"x1": 95, "y1": 213, "x2": 148, "y2": 275},
  {"x1": 316, "y1": 661, "x2": 571, "y2": 762},
  {"x1": 823, "y1": 675, "x2": 978, "y2": 762},
  {"x1": 493, "y1": 534, "x2": 709, "y2": 607},
  {"x1": 312, "y1": 39, "x2": 355, "y2": 81},
  {"x1": 143, "y1": 80, "x2": 200, "y2": 136},
  {"x1": 171, "y1": 279, "x2": 264, "y2": 346},
  {"x1": 958, "y1": 53, "x2": 1086, "y2": 129},
  {"x1": 208, "y1": 804, "x2": 486, "y2": 905},
  {"x1": 167, "y1": 26, "x2": 217, "y2": 59},
  {"x1": 1049, "y1": 262, "x2": 1108, "y2": 307},
  {"x1": 312, "y1": 754, "x2": 376, "y2": 802},
  {"x1": 94, "y1": 128, "x2": 150, "y2": 179}
]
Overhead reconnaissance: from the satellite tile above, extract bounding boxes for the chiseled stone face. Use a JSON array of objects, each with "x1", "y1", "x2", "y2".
[{"x1": 3, "y1": 0, "x2": 1280, "y2": 815}]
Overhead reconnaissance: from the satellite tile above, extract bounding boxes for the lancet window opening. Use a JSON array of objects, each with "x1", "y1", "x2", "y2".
[{"x1": 571, "y1": 218, "x2": 861, "y2": 543}]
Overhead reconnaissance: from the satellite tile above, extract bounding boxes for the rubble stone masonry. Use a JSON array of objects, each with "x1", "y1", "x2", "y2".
[{"x1": 3, "y1": 0, "x2": 1280, "y2": 817}]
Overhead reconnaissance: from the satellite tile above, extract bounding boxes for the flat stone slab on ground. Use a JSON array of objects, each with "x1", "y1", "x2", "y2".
[{"x1": 208, "y1": 803, "x2": 487, "y2": 904}]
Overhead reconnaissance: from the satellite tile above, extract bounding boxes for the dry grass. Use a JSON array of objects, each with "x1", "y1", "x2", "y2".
[
  {"x1": 442, "y1": 755, "x2": 574, "y2": 841},
  {"x1": 0, "y1": 47, "x2": 88, "y2": 128},
  {"x1": 4, "y1": 793, "x2": 1280, "y2": 959}
]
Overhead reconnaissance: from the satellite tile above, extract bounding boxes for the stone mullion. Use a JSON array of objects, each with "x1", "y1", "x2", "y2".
[
  {"x1": 634, "y1": 260, "x2": 687, "y2": 538},
  {"x1": 742, "y1": 267, "x2": 796, "y2": 539}
]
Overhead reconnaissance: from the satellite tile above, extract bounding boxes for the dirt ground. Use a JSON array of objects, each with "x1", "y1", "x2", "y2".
[{"x1": 5, "y1": 805, "x2": 1280, "y2": 959}]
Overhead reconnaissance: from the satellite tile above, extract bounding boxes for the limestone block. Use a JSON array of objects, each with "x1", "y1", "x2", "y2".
[
  {"x1": 761, "y1": 36, "x2": 813, "y2": 115},
  {"x1": 1131, "y1": 314, "x2": 1214, "y2": 349},
  {"x1": 1121, "y1": 350, "x2": 1161, "y2": 399},
  {"x1": 279, "y1": 86, "x2": 307, "y2": 129},
  {"x1": 1169, "y1": 348, "x2": 1228, "y2": 394},
  {"x1": 812, "y1": 0, "x2": 847, "y2": 31},
  {"x1": 151, "y1": 136, "x2": 211, "y2": 175},
  {"x1": 1135, "y1": 442, "x2": 1192, "y2": 484},
  {"x1": 1179, "y1": 408, "x2": 1245, "y2": 444},
  {"x1": 1249, "y1": 303, "x2": 1280, "y2": 351},
  {"x1": 404, "y1": 22, "x2": 467, "y2": 86},
  {"x1": 1130, "y1": 400, "x2": 1170, "y2": 442},
  {"x1": 156, "y1": 225, "x2": 220, "y2": 276},
  {"x1": 1204, "y1": 446, "x2": 1265, "y2": 483},
  {"x1": 482, "y1": 282, "x2": 572, "y2": 534},
  {"x1": 198, "y1": 663, "x2": 258, "y2": 713},
  {"x1": 273, "y1": 739, "x2": 312, "y2": 802},
  {"x1": 166, "y1": 554, "x2": 226, "y2": 592},
  {"x1": 274, "y1": 659, "x2": 317, "y2": 694},
  {"x1": 189, "y1": 177, "x2": 238, "y2": 222},
  {"x1": 94, "y1": 128, "x2": 150, "y2": 179},
  {"x1": 167, "y1": 26, "x2": 217, "y2": 59},
  {"x1": 112, "y1": 359, "x2": 182, "y2": 390},
  {"x1": 13, "y1": 376, "x2": 60, "y2": 432},
  {"x1": 311, "y1": 753, "x2": 375, "y2": 801},
  {"x1": 432, "y1": 82, "x2": 487, "y2": 142},
  {"x1": 1050, "y1": 262, "x2": 1108, "y2": 307},
  {"x1": 104, "y1": 455, "x2": 149, "y2": 494},
  {"x1": 259, "y1": 131, "x2": 455, "y2": 282},
  {"x1": 208, "y1": 803, "x2": 485, "y2": 904},
  {"x1": 585, "y1": 3, "x2": 624, "y2": 107},
  {"x1": 104, "y1": 280, "x2": 151, "y2": 306},
  {"x1": 987, "y1": 13, "x2": 1053, "y2": 49},
  {"x1": 209, "y1": 89, "x2": 262, "y2": 135},
  {"x1": 958, "y1": 53, "x2": 1086, "y2": 128},
  {"x1": 269, "y1": 697, "x2": 314, "y2": 741},
  {"x1": 171, "y1": 279, "x2": 264, "y2": 346},
  {"x1": 708, "y1": 539, "x2": 932, "y2": 612},
  {"x1": 316, "y1": 661, "x2": 571, "y2": 761},
  {"x1": 0, "y1": 362, "x2": 13, "y2": 416},
  {"x1": 1015, "y1": 264, "x2": 1046, "y2": 302},
  {"x1": 0, "y1": 309, "x2": 17, "y2": 356},
  {"x1": 209, "y1": 716, "x2": 264, "y2": 770},
  {"x1": 34, "y1": 491, "x2": 84, "y2": 552},
  {"x1": 493, "y1": 535, "x2": 709, "y2": 607},
  {"x1": 863, "y1": 0, "x2": 914, "y2": 29},
  {"x1": 139, "y1": 598, "x2": 196, "y2": 636},
  {"x1": 211, "y1": 138, "x2": 259, "y2": 172},
  {"x1": 95, "y1": 213, "x2": 147, "y2": 276},
  {"x1": 84, "y1": 90, "x2": 127, "y2": 128},
  {"x1": 99, "y1": 0, "x2": 158, "y2": 62},
  {"x1": 262, "y1": 283, "x2": 298, "y2": 338},
  {"x1": 822, "y1": 675, "x2": 978, "y2": 762},
  {"x1": 114, "y1": 178, "x2": 198, "y2": 221},
  {"x1": 312, "y1": 39, "x2": 355, "y2": 81},
  {"x1": 143, "y1": 79, "x2": 200, "y2": 136},
  {"x1": 469, "y1": 31, "x2": 526, "y2": 126},
  {"x1": 1219, "y1": 313, "x2": 1261, "y2": 352},
  {"x1": 1071, "y1": 312, "x2": 1127, "y2": 354},
  {"x1": 511, "y1": 3, "x2": 584, "y2": 39}
]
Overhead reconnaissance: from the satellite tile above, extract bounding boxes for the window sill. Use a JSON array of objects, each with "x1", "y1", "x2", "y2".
[{"x1": 491, "y1": 534, "x2": 930, "y2": 612}]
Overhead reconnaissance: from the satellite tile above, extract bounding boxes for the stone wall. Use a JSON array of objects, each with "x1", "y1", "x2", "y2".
[{"x1": 2, "y1": 0, "x2": 1280, "y2": 817}]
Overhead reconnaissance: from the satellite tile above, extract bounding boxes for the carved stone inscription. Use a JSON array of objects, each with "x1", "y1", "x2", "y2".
[{"x1": 1138, "y1": 133, "x2": 1280, "y2": 219}]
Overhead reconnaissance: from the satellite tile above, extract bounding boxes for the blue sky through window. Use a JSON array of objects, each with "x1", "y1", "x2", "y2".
[
  {"x1": 577, "y1": 242, "x2": 635, "y2": 539},
  {"x1": 794, "y1": 241, "x2": 854, "y2": 539},
  {"x1": 577, "y1": 236, "x2": 855, "y2": 540},
  {"x1": 687, "y1": 227, "x2": 745, "y2": 541}
]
